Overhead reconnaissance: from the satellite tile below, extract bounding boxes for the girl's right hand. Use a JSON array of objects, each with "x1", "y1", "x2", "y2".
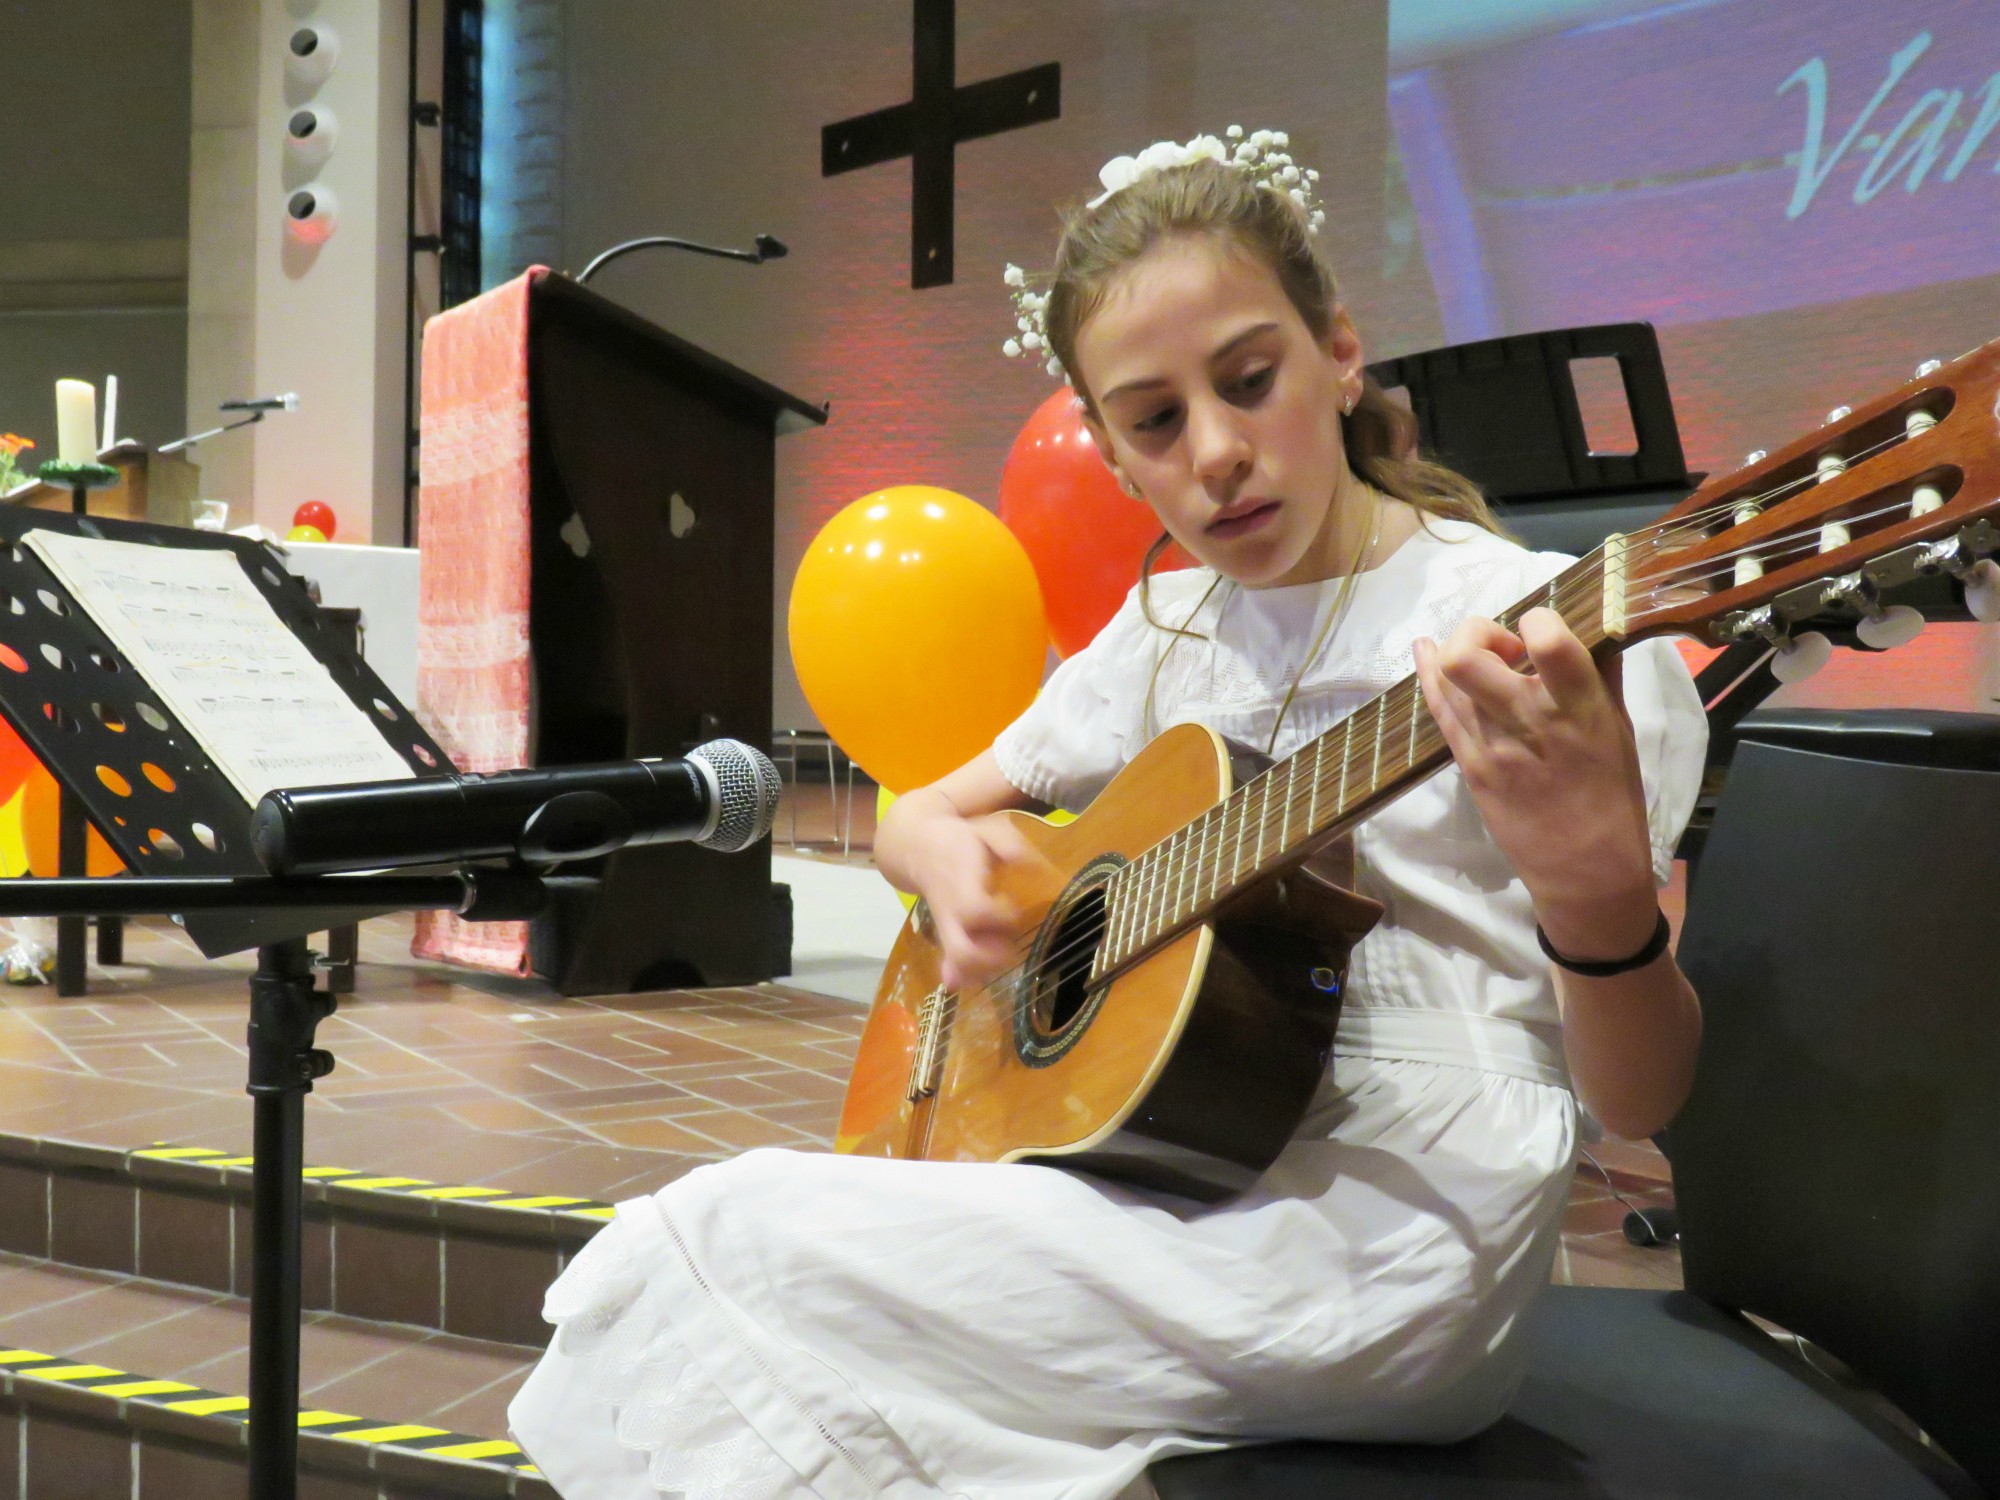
[
  {"x1": 873, "y1": 750, "x2": 1054, "y2": 994},
  {"x1": 912, "y1": 812, "x2": 1044, "y2": 994}
]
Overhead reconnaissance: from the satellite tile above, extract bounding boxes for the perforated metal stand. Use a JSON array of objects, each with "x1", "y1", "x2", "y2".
[
  {"x1": 0, "y1": 508, "x2": 489, "y2": 1499},
  {"x1": 0, "y1": 869, "x2": 547, "y2": 1500}
]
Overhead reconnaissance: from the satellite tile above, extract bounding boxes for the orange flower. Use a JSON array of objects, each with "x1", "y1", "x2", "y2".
[{"x1": 0, "y1": 434, "x2": 32, "y2": 458}]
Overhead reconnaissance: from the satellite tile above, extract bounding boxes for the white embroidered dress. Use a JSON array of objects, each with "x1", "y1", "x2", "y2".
[{"x1": 509, "y1": 519, "x2": 1708, "y2": 1500}]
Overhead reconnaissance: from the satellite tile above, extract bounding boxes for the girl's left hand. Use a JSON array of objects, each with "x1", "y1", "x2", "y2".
[{"x1": 1413, "y1": 607, "x2": 1658, "y2": 961}]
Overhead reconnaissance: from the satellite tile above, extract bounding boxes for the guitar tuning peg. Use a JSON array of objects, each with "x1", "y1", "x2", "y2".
[
  {"x1": 1915, "y1": 359, "x2": 1943, "y2": 378},
  {"x1": 1964, "y1": 559, "x2": 2000, "y2": 624},
  {"x1": 1855, "y1": 603, "x2": 1925, "y2": 650},
  {"x1": 1768, "y1": 630, "x2": 1833, "y2": 685}
]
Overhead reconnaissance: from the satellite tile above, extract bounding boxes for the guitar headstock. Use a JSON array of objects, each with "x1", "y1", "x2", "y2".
[{"x1": 1605, "y1": 337, "x2": 2000, "y2": 660}]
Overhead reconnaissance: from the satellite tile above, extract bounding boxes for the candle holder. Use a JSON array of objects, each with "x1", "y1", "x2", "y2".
[{"x1": 35, "y1": 460, "x2": 121, "y2": 517}]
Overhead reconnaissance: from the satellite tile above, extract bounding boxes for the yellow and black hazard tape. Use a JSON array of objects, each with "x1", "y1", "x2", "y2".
[
  {"x1": 131, "y1": 1144, "x2": 617, "y2": 1224},
  {"x1": 0, "y1": 1345, "x2": 540, "y2": 1473}
]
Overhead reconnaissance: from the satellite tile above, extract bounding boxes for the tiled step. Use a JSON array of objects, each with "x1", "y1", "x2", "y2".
[
  {"x1": 0, "y1": 1133, "x2": 608, "y2": 1348},
  {"x1": 0, "y1": 1253, "x2": 550, "y2": 1500}
]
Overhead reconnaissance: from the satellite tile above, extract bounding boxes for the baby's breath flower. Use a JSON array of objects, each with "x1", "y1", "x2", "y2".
[{"x1": 1003, "y1": 125, "x2": 1325, "y2": 382}]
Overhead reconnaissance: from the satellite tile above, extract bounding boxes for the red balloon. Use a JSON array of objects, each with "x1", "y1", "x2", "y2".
[
  {"x1": 0, "y1": 718, "x2": 34, "y2": 806},
  {"x1": 997, "y1": 388, "x2": 1194, "y2": 658},
  {"x1": 293, "y1": 500, "x2": 337, "y2": 541}
]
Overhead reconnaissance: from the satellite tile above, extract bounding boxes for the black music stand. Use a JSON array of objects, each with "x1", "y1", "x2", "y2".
[{"x1": 0, "y1": 507, "x2": 524, "y2": 1500}]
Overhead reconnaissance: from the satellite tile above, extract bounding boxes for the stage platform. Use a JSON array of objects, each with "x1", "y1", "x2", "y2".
[{"x1": 0, "y1": 856, "x2": 1682, "y2": 1499}]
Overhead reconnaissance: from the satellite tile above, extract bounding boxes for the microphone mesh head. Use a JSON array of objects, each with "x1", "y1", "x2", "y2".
[{"x1": 689, "y1": 739, "x2": 782, "y2": 852}]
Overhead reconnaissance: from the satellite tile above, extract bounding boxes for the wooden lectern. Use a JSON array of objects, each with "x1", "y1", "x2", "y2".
[{"x1": 519, "y1": 275, "x2": 824, "y2": 994}]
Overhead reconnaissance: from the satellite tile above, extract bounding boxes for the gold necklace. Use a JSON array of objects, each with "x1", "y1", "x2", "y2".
[
  {"x1": 1137, "y1": 488, "x2": 1387, "y2": 752},
  {"x1": 1262, "y1": 487, "x2": 1385, "y2": 754}
]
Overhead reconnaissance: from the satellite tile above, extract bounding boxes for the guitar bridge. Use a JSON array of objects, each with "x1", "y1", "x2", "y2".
[{"x1": 906, "y1": 985, "x2": 948, "y2": 1101}]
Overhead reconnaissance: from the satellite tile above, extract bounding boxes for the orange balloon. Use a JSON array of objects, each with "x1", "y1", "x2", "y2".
[
  {"x1": 789, "y1": 486, "x2": 1046, "y2": 793},
  {"x1": 998, "y1": 387, "x2": 1195, "y2": 657},
  {"x1": 0, "y1": 717, "x2": 38, "y2": 806},
  {"x1": 23, "y1": 767, "x2": 125, "y2": 877}
]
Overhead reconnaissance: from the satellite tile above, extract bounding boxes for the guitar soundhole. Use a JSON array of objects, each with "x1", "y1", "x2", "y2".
[
  {"x1": 1016, "y1": 857, "x2": 1124, "y2": 1067},
  {"x1": 1035, "y1": 885, "x2": 1106, "y2": 1037}
]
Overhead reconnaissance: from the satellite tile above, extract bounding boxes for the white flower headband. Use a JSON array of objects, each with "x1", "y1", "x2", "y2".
[{"x1": 1003, "y1": 126, "x2": 1325, "y2": 379}]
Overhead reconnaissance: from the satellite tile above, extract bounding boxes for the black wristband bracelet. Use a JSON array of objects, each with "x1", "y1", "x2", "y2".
[{"x1": 1536, "y1": 907, "x2": 1671, "y2": 978}]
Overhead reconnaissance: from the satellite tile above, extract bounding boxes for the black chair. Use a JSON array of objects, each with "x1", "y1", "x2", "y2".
[{"x1": 1152, "y1": 709, "x2": 1999, "y2": 1498}]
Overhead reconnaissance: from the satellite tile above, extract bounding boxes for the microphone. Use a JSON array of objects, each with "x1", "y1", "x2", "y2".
[
  {"x1": 575, "y1": 233, "x2": 788, "y2": 285},
  {"x1": 219, "y1": 393, "x2": 300, "y2": 412},
  {"x1": 250, "y1": 739, "x2": 782, "y2": 876}
]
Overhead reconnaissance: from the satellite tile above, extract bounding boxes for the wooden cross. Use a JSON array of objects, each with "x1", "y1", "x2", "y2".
[{"x1": 821, "y1": 0, "x2": 1061, "y2": 289}]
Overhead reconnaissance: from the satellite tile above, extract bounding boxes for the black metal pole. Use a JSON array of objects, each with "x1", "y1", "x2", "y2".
[
  {"x1": 246, "y1": 938, "x2": 331, "y2": 1500},
  {"x1": 403, "y1": 0, "x2": 420, "y2": 546},
  {"x1": 54, "y1": 482, "x2": 91, "y2": 994},
  {"x1": 249, "y1": 1083, "x2": 306, "y2": 1500},
  {"x1": 54, "y1": 785, "x2": 86, "y2": 995}
]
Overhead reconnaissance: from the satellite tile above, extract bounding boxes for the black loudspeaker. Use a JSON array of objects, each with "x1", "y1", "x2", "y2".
[{"x1": 520, "y1": 274, "x2": 825, "y2": 994}]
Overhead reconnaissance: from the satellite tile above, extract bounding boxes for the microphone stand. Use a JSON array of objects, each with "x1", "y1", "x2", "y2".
[
  {"x1": 159, "y1": 410, "x2": 268, "y2": 456},
  {"x1": 0, "y1": 868, "x2": 552, "y2": 1500}
]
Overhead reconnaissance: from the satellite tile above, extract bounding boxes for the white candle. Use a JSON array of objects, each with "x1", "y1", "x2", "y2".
[
  {"x1": 55, "y1": 380, "x2": 95, "y2": 466},
  {"x1": 101, "y1": 376, "x2": 118, "y2": 452}
]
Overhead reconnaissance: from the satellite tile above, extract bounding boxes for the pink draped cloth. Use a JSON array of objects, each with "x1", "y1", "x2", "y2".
[{"x1": 410, "y1": 268, "x2": 548, "y2": 976}]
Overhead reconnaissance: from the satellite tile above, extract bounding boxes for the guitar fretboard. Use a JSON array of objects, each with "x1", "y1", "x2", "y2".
[{"x1": 1092, "y1": 551, "x2": 1609, "y2": 975}]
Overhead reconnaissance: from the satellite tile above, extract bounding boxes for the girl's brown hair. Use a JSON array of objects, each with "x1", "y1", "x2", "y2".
[{"x1": 1040, "y1": 158, "x2": 1503, "y2": 630}]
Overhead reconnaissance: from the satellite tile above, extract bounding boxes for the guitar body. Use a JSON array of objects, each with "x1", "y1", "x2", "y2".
[{"x1": 836, "y1": 723, "x2": 1383, "y2": 1201}]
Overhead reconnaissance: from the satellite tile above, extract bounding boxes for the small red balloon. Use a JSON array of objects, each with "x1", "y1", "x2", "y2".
[
  {"x1": 997, "y1": 388, "x2": 1194, "y2": 658},
  {"x1": 293, "y1": 500, "x2": 336, "y2": 540}
]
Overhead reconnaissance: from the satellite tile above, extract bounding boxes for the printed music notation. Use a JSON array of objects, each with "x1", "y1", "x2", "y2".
[{"x1": 23, "y1": 532, "x2": 415, "y2": 808}]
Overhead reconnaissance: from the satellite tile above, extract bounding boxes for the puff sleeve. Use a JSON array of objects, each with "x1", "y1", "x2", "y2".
[
  {"x1": 989, "y1": 583, "x2": 1165, "y2": 812},
  {"x1": 1619, "y1": 637, "x2": 1709, "y2": 885}
]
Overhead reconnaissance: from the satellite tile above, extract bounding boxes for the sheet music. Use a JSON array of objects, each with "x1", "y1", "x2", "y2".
[{"x1": 24, "y1": 532, "x2": 416, "y2": 808}]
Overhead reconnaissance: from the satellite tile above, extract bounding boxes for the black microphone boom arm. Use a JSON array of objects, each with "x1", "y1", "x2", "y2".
[{"x1": 250, "y1": 740, "x2": 781, "y2": 876}]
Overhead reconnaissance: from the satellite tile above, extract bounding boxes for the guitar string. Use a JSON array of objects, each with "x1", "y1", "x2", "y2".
[
  {"x1": 964, "y1": 548, "x2": 1655, "y2": 1007},
  {"x1": 968, "y1": 515, "x2": 1773, "y2": 1002},
  {"x1": 955, "y1": 561, "x2": 1609, "y2": 1017},
  {"x1": 923, "y1": 421, "x2": 1945, "y2": 1031}
]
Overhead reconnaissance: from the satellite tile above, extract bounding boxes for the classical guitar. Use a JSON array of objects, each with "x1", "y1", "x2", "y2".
[{"x1": 836, "y1": 337, "x2": 2000, "y2": 1201}]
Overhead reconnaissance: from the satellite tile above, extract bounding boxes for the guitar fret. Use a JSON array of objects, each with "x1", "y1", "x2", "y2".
[
  {"x1": 1336, "y1": 716, "x2": 1353, "y2": 814},
  {"x1": 1307, "y1": 735, "x2": 1323, "y2": 837},
  {"x1": 1370, "y1": 697, "x2": 1386, "y2": 792},
  {"x1": 1277, "y1": 758, "x2": 1293, "y2": 852},
  {"x1": 1192, "y1": 812, "x2": 1208, "y2": 916},
  {"x1": 1406, "y1": 686, "x2": 1421, "y2": 766},
  {"x1": 1252, "y1": 775, "x2": 1267, "y2": 874},
  {"x1": 1105, "y1": 868, "x2": 1127, "y2": 969},
  {"x1": 1219, "y1": 790, "x2": 1235, "y2": 888}
]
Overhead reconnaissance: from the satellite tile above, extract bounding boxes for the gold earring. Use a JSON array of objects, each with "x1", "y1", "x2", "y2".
[{"x1": 1119, "y1": 474, "x2": 1141, "y2": 498}]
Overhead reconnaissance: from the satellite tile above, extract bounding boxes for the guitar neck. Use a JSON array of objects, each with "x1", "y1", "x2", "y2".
[{"x1": 1094, "y1": 548, "x2": 1612, "y2": 974}]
